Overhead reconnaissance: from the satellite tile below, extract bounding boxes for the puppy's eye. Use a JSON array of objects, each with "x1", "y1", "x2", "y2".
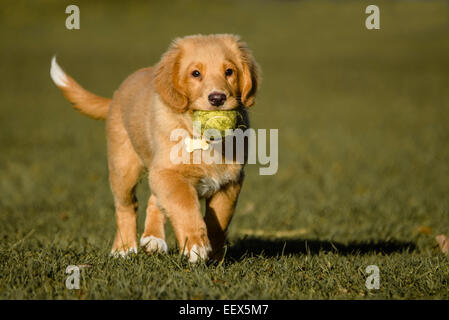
[
  {"x1": 192, "y1": 70, "x2": 201, "y2": 77},
  {"x1": 225, "y1": 68, "x2": 233, "y2": 76}
]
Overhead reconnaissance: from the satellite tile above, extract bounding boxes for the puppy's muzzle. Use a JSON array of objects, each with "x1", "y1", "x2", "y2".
[{"x1": 208, "y1": 91, "x2": 227, "y2": 107}]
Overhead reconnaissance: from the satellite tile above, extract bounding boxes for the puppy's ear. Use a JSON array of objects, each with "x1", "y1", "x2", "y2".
[
  {"x1": 237, "y1": 40, "x2": 261, "y2": 108},
  {"x1": 154, "y1": 43, "x2": 188, "y2": 112}
]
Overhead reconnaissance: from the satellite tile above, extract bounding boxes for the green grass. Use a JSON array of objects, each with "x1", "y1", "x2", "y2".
[{"x1": 1, "y1": 0, "x2": 449, "y2": 299}]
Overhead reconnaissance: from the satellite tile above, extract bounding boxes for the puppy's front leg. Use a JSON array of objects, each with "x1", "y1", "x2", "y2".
[
  {"x1": 205, "y1": 181, "x2": 242, "y2": 261},
  {"x1": 150, "y1": 170, "x2": 211, "y2": 263}
]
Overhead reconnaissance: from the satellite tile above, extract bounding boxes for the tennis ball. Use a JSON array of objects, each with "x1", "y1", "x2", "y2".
[{"x1": 193, "y1": 110, "x2": 242, "y2": 137}]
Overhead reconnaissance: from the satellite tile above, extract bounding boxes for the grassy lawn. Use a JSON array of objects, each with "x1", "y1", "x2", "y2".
[{"x1": 1, "y1": 0, "x2": 449, "y2": 299}]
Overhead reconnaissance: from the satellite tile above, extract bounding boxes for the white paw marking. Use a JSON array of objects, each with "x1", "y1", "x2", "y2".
[
  {"x1": 50, "y1": 56, "x2": 68, "y2": 87},
  {"x1": 140, "y1": 236, "x2": 168, "y2": 254},
  {"x1": 110, "y1": 247, "x2": 137, "y2": 258},
  {"x1": 186, "y1": 244, "x2": 212, "y2": 263}
]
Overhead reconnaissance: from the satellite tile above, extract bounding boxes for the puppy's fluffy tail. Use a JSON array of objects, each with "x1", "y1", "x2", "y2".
[{"x1": 50, "y1": 56, "x2": 111, "y2": 120}]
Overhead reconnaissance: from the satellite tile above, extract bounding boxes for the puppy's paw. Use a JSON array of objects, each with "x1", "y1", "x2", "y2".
[
  {"x1": 110, "y1": 247, "x2": 137, "y2": 258},
  {"x1": 140, "y1": 236, "x2": 168, "y2": 254},
  {"x1": 185, "y1": 244, "x2": 212, "y2": 263}
]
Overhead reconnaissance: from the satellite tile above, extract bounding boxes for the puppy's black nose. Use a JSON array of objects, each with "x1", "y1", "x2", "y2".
[{"x1": 208, "y1": 92, "x2": 227, "y2": 107}]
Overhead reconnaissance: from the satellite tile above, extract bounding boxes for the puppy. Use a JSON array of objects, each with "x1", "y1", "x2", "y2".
[{"x1": 50, "y1": 34, "x2": 260, "y2": 262}]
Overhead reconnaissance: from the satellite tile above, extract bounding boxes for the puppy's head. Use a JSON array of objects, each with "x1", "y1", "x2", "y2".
[{"x1": 154, "y1": 34, "x2": 260, "y2": 112}]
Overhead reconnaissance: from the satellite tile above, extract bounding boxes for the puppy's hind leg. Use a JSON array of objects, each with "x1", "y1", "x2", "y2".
[{"x1": 140, "y1": 194, "x2": 168, "y2": 254}]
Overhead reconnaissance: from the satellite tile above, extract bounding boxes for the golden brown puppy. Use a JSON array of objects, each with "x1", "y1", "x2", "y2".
[{"x1": 50, "y1": 34, "x2": 260, "y2": 262}]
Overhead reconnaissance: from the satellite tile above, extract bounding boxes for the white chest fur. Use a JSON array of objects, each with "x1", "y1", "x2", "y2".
[{"x1": 196, "y1": 173, "x2": 234, "y2": 198}]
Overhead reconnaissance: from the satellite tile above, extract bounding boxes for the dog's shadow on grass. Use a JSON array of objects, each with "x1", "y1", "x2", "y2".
[{"x1": 225, "y1": 237, "x2": 416, "y2": 261}]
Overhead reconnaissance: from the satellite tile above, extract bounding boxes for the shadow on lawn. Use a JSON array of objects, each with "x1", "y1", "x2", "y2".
[{"x1": 225, "y1": 237, "x2": 416, "y2": 261}]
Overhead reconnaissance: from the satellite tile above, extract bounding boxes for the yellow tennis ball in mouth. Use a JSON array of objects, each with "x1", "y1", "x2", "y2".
[{"x1": 193, "y1": 110, "x2": 240, "y2": 137}]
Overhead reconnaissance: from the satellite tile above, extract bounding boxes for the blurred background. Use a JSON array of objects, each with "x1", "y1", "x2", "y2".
[{"x1": 1, "y1": 0, "x2": 449, "y2": 299}]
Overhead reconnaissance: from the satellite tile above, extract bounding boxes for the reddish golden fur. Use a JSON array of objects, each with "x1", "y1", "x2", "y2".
[{"x1": 51, "y1": 34, "x2": 260, "y2": 262}]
